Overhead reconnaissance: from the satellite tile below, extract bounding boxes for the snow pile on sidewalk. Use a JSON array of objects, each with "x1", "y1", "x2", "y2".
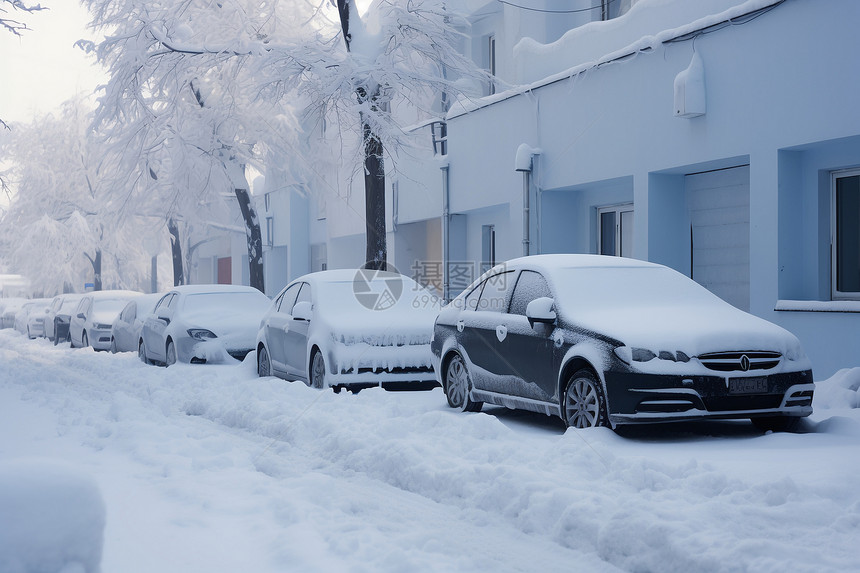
[
  {"x1": 813, "y1": 367, "x2": 860, "y2": 409},
  {"x1": 0, "y1": 458, "x2": 106, "y2": 573}
]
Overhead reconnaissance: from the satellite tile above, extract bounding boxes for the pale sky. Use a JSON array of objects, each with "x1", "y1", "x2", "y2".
[{"x1": 0, "y1": 2, "x2": 106, "y2": 125}]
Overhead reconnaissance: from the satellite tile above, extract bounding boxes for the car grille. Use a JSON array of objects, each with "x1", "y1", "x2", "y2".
[
  {"x1": 341, "y1": 366, "x2": 434, "y2": 375},
  {"x1": 698, "y1": 351, "x2": 781, "y2": 372}
]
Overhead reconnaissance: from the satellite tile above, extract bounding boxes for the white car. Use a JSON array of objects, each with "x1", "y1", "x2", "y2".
[
  {"x1": 255, "y1": 269, "x2": 440, "y2": 390},
  {"x1": 14, "y1": 299, "x2": 51, "y2": 338},
  {"x1": 110, "y1": 293, "x2": 162, "y2": 353},
  {"x1": 70, "y1": 290, "x2": 144, "y2": 350},
  {"x1": 0, "y1": 298, "x2": 27, "y2": 330},
  {"x1": 48, "y1": 294, "x2": 85, "y2": 345},
  {"x1": 139, "y1": 285, "x2": 271, "y2": 366}
]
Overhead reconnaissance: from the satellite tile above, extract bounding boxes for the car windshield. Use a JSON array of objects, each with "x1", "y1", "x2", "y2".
[
  {"x1": 316, "y1": 275, "x2": 438, "y2": 314},
  {"x1": 551, "y1": 265, "x2": 722, "y2": 311},
  {"x1": 93, "y1": 299, "x2": 132, "y2": 315},
  {"x1": 182, "y1": 292, "x2": 269, "y2": 314}
]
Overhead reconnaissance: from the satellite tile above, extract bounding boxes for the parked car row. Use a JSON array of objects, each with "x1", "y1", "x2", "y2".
[{"x1": 2, "y1": 255, "x2": 817, "y2": 432}]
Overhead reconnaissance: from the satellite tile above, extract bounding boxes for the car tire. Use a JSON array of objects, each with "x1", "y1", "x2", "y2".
[
  {"x1": 139, "y1": 340, "x2": 150, "y2": 365},
  {"x1": 309, "y1": 349, "x2": 326, "y2": 389},
  {"x1": 82, "y1": 331, "x2": 88, "y2": 348},
  {"x1": 110, "y1": 337, "x2": 117, "y2": 354},
  {"x1": 751, "y1": 416, "x2": 801, "y2": 433},
  {"x1": 258, "y1": 345, "x2": 271, "y2": 378},
  {"x1": 562, "y1": 369, "x2": 609, "y2": 429},
  {"x1": 166, "y1": 340, "x2": 177, "y2": 367},
  {"x1": 445, "y1": 354, "x2": 483, "y2": 413}
]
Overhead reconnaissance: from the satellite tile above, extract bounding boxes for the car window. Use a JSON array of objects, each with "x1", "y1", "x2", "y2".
[
  {"x1": 509, "y1": 270, "x2": 552, "y2": 316},
  {"x1": 154, "y1": 294, "x2": 171, "y2": 311},
  {"x1": 277, "y1": 283, "x2": 301, "y2": 313},
  {"x1": 294, "y1": 282, "x2": 312, "y2": 309},
  {"x1": 166, "y1": 293, "x2": 178, "y2": 308},
  {"x1": 477, "y1": 271, "x2": 514, "y2": 313},
  {"x1": 462, "y1": 281, "x2": 484, "y2": 311},
  {"x1": 120, "y1": 302, "x2": 134, "y2": 322}
]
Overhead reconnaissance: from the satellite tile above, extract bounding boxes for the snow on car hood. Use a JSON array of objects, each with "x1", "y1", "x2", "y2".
[
  {"x1": 549, "y1": 265, "x2": 804, "y2": 358},
  {"x1": 182, "y1": 308, "x2": 266, "y2": 349},
  {"x1": 314, "y1": 278, "x2": 440, "y2": 346}
]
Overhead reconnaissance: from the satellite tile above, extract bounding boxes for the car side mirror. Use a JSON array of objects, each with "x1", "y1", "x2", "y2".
[
  {"x1": 526, "y1": 297, "x2": 556, "y2": 327},
  {"x1": 76, "y1": 313, "x2": 86, "y2": 319},
  {"x1": 292, "y1": 301, "x2": 313, "y2": 322}
]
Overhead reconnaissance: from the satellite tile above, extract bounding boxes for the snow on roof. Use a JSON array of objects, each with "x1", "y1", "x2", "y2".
[
  {"x1": 450, "y1": 0, "x2": 784, "y2": 117},
  {"x1": 168, "y1": 284, "x2": 265, "y2": 296}
]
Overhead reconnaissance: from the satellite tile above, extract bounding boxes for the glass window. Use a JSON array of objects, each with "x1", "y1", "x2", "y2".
[
  {"x1": 477, "y1": 271, "x2": 514, "y2": 313},
  {"x1": 509, "y1": 271, "x2": 552, "y2": 316},
  {"x1": 294, "y1": 282, "x2": 312, "y2": 308},
  {"x1": 598, "y1": 204, "x2": 634, "y2": 257},
  {"x1": 833, "y1": 170, "x2": 860, "y2": 299},
  {"x1": 277, "y1": 283, "x2": 301, "y2": 313},
  {"x1": 462, "y1": 281, "x2": 484, "y2": 311}
]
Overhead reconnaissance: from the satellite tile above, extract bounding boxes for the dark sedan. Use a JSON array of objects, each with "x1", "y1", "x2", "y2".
[{"x1": 431, "y1": 254, "x2": 814, "y2": 431}]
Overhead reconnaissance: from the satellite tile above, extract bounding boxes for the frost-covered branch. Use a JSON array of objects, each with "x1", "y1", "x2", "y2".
[{"x1": 0, "y1": 0, "x2": 46, "y2": 37}]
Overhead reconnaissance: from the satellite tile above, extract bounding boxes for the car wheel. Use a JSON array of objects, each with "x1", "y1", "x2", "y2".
[
  {"x1": 445, "y1": 354, "x2": 483, "y2": 413},
  {"x1": 258, "y1": 345, "x2": 271, "y2": 377},
  {"x1": 310, "y1": 349, "x2": 326, "y2": 389},
  {"x1": 82, "y1": 331, "x2": 89, "y2": 348},
  {"x1": 751, "y1": 416, "x2": 801, "y2": 433},
  {"x1": 110, "y1": 337, "x2": 117, "y2": 354},
  {"x1": 562, "y1": 369, "x2": 608, "y2": 429},
  {"x1": 166, "y1": 340, "x2": 177, "y2": 366}
]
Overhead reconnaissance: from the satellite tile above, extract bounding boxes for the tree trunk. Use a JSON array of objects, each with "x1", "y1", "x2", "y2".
[
  {"x1": 168, "y1": 218, "x2": 185, "y2": 286},
  {"x1": 362, "y1": 115, "x2": 386, "y2": 270},
  {"x1": 234, "y1": 187, "x2": 265, "y2": 292},
  {"x1": 92, "y1": 250, "x2": 102, "y2": 291}
]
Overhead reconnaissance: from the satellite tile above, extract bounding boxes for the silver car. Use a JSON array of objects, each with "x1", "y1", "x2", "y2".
[
  {"x1": 110, "y1": 293, "x2": 162, "y2": 353},
  {"x1": 70, "y1": 290, "x2": 143, "y2": 350},
  {"x1": 255, "y1": 270, "x2": 440, "y2": 391},
  {"x1": 139, "y1": 285, "x2": 271, "y2": 366}
]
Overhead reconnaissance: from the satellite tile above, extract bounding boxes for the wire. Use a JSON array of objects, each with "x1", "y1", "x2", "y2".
[{"x1": 497, "y1": 0, "x2": 619, "y2": 15}]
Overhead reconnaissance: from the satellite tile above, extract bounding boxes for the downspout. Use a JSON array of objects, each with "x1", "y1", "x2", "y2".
[
  {"x1": 522, "y1": 170, "x2": 531, "y2": 256},
  {"x1": 441, "y1": 164, "x2": 451, "y2": 302}
]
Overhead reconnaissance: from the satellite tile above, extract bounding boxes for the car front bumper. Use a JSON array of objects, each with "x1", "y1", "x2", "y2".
[{"x1": 605, "y1": 369, "x2": 814, "y2": 425}]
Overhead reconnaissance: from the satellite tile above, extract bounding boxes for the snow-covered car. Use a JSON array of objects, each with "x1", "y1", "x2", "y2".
[
  {"x1": 256, "y1": 269, "x2": 440, "y2": 390},
  {"x1": 432, "y1": 254, "x2": 815, "y2": 432},
  {"x1": 110, "y1": 293, "x2": 161, "y2": 353},
  {"x1": 14, "y1": 298, "x2": 52, "y2": 338},
  {"x1": 70, "y1": 290, "x2": 143, "y2": 350},
  {"x1": 49, "y1": 294, "x2": 85, "y2": 345},
  {"x1": 0, "y1": 298, "x2": 27, "y2": 330},
  {"x1": 139, "y1": 285, "x2": 271, "y2": 366}
]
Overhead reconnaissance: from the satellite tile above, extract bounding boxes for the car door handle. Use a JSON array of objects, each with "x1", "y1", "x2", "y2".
[{"x1": 457, "y1": 320, "x2": 465, "y2": 332}]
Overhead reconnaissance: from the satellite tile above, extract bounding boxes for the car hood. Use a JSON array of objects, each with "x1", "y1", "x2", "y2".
[
  {"x1": 91, "y1": 310, "x2": 122, "y2": 325},
  {"x1": 566, "y1": 302, "x2": 803, "y2": 358},
  {"x1": 316, "y1": 307, "x2": 438, "y2": 347},
  {"x1": 182, "y1": 308, "x2": 266, "y2": 348}
]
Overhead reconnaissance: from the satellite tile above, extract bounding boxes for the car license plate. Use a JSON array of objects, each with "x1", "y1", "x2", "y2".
[{"x1": 729, "y1": 376, "x2": 768, "y2": 394}]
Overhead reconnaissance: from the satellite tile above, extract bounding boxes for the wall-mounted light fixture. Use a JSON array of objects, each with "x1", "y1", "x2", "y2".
[{"x1": 674, "y1": 51, "x2": 706, "y2": 118}]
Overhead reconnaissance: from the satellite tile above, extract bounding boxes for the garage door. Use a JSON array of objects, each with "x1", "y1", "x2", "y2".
[{"x1": 686, "y1": 165, "x2": 750, "y2": 311}]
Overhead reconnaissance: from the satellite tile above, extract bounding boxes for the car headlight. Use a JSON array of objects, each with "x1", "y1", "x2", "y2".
[
  {"x1": 614, "y1": 346, "x2": 690, "y2": 365},
  {"x1": 187, "y1": 328, "x2": 217, "y2": 341}
]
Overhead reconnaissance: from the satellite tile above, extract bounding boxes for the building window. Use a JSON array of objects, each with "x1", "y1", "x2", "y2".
[
  {"x1": 487, "y1": 35, "x2": 496, "y2": 95},
  {"x1": 598, "y1": 204, "x2": 634, "y2": 258},
  {"x1": 601, "y1": 0, "x2": 622, "y2": 21},
  {"x1": 481, "y1": 224, "x2": 496, "y2": 273},
  {"x1": 264, "y1": 192, "x2": 271, "y2": 212},
  {"x1": 832, "y1": 169, "x2": 860, "y2": 299},
  {"x1": 266, "y1": 216, "x2": 274, "y2": 247}
]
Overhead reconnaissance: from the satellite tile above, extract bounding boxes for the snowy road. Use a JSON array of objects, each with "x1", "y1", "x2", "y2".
[{"x1": 2, "y1": 329, "x2": 860, "y2": 573}]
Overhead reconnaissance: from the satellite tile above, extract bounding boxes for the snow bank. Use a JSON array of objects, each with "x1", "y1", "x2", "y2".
[
  {"x1": 813, "y1": 367, "x2": 860, "y2": 409},
  {"x1": 0, "y1": 459, "x2": 106, "y2": 573}
]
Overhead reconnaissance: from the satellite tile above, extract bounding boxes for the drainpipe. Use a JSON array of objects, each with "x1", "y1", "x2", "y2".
[
  {"x1": 515, "y1": 145, "x2": 537, "y2": 257},
  {"x1": 441, "y1": 164, "x2": 451, "y2": 302}
]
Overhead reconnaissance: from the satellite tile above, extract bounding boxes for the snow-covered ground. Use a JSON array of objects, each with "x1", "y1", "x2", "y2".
[{"x1": 1, "y1": 328, "x2": 859, "y2": 573}]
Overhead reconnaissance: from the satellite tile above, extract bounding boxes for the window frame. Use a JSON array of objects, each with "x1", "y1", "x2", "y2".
[
  {"x1": 597, "y1": 203, "x2": 634, "y2": 258},
  {"x1": 831, "y1": 168, "x2": 860, "y2": 300}
]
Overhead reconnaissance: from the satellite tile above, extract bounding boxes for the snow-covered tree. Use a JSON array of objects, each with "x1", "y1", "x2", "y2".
[
  {"x1": 82, "y1": 0, "x2": 489, "y2": 272},
  {"x1": 0, "y1": 99, "x2": 152, "y2": 294}
]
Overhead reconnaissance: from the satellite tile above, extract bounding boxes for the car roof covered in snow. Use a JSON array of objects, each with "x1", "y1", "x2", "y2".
[{"x1": 167, "y1": 284, "x2": 267, "y2": 296}]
